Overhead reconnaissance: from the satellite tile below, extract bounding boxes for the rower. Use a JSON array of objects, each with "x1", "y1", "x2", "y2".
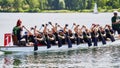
[
  {"x1": 107, "y1": 25, "x2": 115, "y2": 41},
  {"x1": 105, "y1": 25, "x2": 115, "y2": 42},
  {"x1": 48, "y1": 30, "x2": 57, "y2": 45},
  {"x1": 21, "y1": 26, "x2": 38, "y2": 51},
  {"x1": 74, "y1": 24, "x2": 80, "y2": 45},
  {"x1": 35, "y1": 32, "x2": 46, "y2": 46},
  {"x1": 48, "y1": 22, "x2": 62, "y2": 47},
  {"x1": 58, "y1": 30, "x2": 66, "y2": 45},
  {"x1": 64, "y1": 24, "x2": 72, "y2": 48},
  {"x1": 98, "y1": 26, "x2": 106, "y2": 45},
  {"x1": 32, "y1": 25, "x2": 46, "y2": 46},
  {"x1": 68, "y1": 29, "x2": 75, "y2": 44},
  {"x1": 43, "y1": 24, "x2": 51, "y2": 49},
  {"x1": 91, "y1": 24, "x2": 99, "y2": 46},
  {"x1": 12, "y1": 19, "x2": 28, "y2": 46},
  {"x1": 82, "y1": 25, "x2": 92, "y2": 47},
  {"x1": 77, "y1": 30, "x2": 84, "y2": 44}
]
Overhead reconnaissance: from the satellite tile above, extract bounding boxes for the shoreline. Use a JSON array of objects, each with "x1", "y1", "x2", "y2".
[{"x1": 0, "y1": 9, "x2": 119, "y2": 13}]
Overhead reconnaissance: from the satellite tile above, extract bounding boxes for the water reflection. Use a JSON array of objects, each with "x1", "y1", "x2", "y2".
[
  {"x1": 0, "y1": 45, "x2": 120, "y2": 68},
  {"x1": 2, "y1": 55, "x2": 13, "y2": 68}
]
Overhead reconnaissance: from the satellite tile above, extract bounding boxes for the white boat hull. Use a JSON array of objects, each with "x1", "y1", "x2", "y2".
[
  {"x1": 0, "y1": 40, "x2": 120, "y2": 52},
  {"x1": 0, "y1": 51, "x2": 4, "y2": 55}
]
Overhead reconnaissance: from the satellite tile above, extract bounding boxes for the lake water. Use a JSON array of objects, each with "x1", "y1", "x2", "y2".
[
  {"x1": 0, "y1": 13, "x2": 120, "y2": 68},
  {"x1": 0, "y1": 46, "x2": 120, "y2": 68}
]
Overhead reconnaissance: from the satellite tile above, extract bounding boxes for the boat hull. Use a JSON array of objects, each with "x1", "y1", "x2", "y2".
[
  {"x1": 0, "y1": 40, "x2": 120, "y2": 52},
  {"x1": 0, "y1": 51, "x2": 4, "y2": 55}
]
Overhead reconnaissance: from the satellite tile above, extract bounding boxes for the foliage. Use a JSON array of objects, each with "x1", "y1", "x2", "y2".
[{"x1": 0, "y1": 0, "x2": 120, "y2": 12}]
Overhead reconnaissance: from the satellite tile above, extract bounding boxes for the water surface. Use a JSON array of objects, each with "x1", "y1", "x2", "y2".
[{"x1": 0, "y1": 45, "x2": 120, "y2": 68}]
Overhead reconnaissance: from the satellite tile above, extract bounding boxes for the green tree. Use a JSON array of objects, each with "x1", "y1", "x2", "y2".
[
  {"x1": 39, "y1": 0, "x2": 48, "y2": 10},
  {"x1": 0, "y1": 0, "x2": 120, "y2": 12},
  {"x1": 13, "y1": 0, "x2": 24, "y2": 12},
  {"x1": 59, "y1": 0, "x2": 65, "y2": 9},
  {"x1": 64, "y1": 0, "x2": 79, "y2": 10},
  {"x1": 27, "y1": 0, "x2": 40, "y2": 12},
  {"x1": 86, "y1": 0, "x2": 92, "y2": 9},
  {"x1": 52, "y1": 0, "x2": 60, "y2": 10}
]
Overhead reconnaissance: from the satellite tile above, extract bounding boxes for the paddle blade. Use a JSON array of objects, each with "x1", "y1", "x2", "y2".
[
  {"x1": 58, "y1": 38, "x2": 62, "y2": 47},
  {"x1": 46, "y1": 39, "x2": 51, "y2": 49},
  {"x1": 66, "y1": 37, "x2": 72, "y2": 48}
]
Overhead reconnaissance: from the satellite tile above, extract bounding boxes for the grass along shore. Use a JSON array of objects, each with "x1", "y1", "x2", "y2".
[{"x1": 0, "y1": 9, "x2": 120, "y2": 13}]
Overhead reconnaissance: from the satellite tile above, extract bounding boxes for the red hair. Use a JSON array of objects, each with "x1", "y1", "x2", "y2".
[{"x1": 16, "y1": 19, "x2": 22, "y2": 26}]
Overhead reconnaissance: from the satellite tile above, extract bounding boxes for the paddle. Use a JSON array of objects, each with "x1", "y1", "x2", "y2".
[
  {"x1": 23, "y1": 26, "x2": 33, "y2": 35},
  {"x1": 57, "y1": 34, "x2": 62, "y2": 47},
  {"x1": 64, "y1": 24, "x2": 72, "y2": 48},
  {"x1": 65, "y1": 33, "x2": 72, "y2": 48},
  {"x1": 48, "y1": 22, "x2": 62, "y2": 48},
  {"x1": 39, "y1": 24, "x2": 45, "y2": 31},
  {"x1": 43, "y1": 24, "x2": 51, "y2": 49},
  {"x1": 74, "y1": 24, "x2": 81, "y2": 45},
  {"x1": 32, "y1": 36, "x2": 38, "y2": 51},
  {"x1": 33, "y1": 26, "x2": 38, "y2": 51},
  {"x1": 71, "y1": 23, "x2": 76, "y2": 29},
  {"x1": 45, "y1": 35, "x2": 51, "y2": 49},
  {"x1": 58, "y1": 24, "x2": 72, "y2": 48},
  {"x1": 76, "y1": 35, "x2": 80, "y2": 45},
  {"x1": 23, "y1": 26, "x2": 38, "y2": 51}
]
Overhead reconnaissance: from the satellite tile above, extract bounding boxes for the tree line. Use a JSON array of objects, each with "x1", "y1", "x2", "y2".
[{"x1": 0, "y1": 0, "x2": 120, "y2": 12}]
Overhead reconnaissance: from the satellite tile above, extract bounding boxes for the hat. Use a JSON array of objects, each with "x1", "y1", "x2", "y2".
[
  {"x1": 113, "y1": 11, "x2": 118, "y2": 14},
  {"x1": 16, "y1": 19, "x2": 22, "y2": 26}
]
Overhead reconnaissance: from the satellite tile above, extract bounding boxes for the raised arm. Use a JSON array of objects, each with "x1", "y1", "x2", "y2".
[
  {"x1": 48, "y1": 22, "x2": 55, "y2": 28},
  {"x1": 49, "y1": 22, "x2": 58, "y2": 33},
  {"x1": 58, "y1": 24, "x2": 63, "y2": 29},
  {"x1": 34, "y1": 26, "x2": 39, "y2": 37},
  {"x1": 63, "y1": 24, "x2": 68, "y2": 33},
  {"x1": 74, "y1": 24, "x2": 79, "y2": 33},
  {"x1": 23, "y1": 26, "x2": 33, "y2": 35},
  {"x1": 43, "y1": 24, "x2": 48, "y2": 34}
]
